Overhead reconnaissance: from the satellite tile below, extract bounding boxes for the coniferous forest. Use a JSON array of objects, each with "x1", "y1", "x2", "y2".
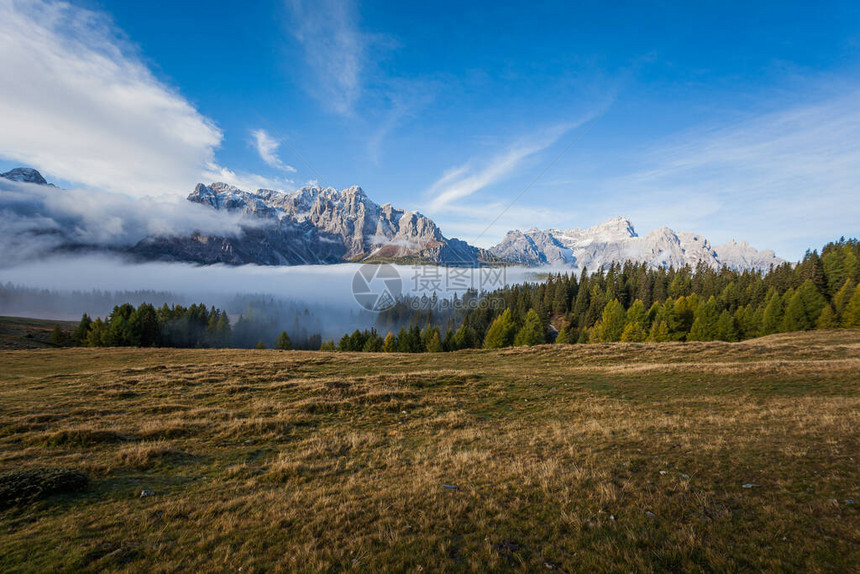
[
  {"x1": 68, "y1": 238, "x2": 860, "y2": 351},
  {"x1": 337, "y1": 238, "x2": 860, "y2": 352}
]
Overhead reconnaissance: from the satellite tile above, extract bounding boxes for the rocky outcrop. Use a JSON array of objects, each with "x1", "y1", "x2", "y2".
[{"x1": 129, "y1": 182, "x2": 490, "y2": 266}]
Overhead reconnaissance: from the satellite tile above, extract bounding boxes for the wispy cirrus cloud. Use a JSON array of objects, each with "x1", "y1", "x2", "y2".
[
  {"x1": 600, "y1": 89, "x2": 860, "y2": 256},
  {"x1": 287, "y1": 0, "x2": 367, "y2": 116},
  {"x1": 425, "y1": 123, "x2": 578, "y2": 212},
  {"x1": 251, "y1": 129, "x2": 297, "y2": 172}
]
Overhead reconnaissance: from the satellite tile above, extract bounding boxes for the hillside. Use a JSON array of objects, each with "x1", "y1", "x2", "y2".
[
  {"x1": 0, "y1": 316, "x2": 76, "y2": 350},
  {"x1": 0, "y1": 331, "x2": 858, "y2": 571}
]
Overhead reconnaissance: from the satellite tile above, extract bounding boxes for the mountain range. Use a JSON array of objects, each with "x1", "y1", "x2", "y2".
[
  {"x1": 490, "y1": 217, "x2": 783, "y2": 272},
  {"x1": 0, "y1": 167, "x2": 784, "y2": 271}
]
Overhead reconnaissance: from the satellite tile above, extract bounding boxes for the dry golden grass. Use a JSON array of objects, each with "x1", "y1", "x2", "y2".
[{"x1": 0, "y1": 330, "x2": 858, "y2": 572}]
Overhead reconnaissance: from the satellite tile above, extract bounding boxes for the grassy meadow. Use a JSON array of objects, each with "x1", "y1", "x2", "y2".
[{"x1": 0, "y1": 330, "x2": 858, "y2": 572}]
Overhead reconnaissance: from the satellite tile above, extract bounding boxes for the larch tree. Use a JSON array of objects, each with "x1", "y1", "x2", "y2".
[
  {"x1": 688, "y1": 296, "x2": 720, "y2": 341},
  {"x1": 514, "y1": 309, "x2": 546, "y2": 346},
  {"x1": 596, "y1": 299, "x2": 626, "y2": 342},
  {"x1": 842, "y1": 287, "x2": 860, "y2": 328},
  {"x1": 483, "y1": 309, "x2": 516, "y2": 349}
]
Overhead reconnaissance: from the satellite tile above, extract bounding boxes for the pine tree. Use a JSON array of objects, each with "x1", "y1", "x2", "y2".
[
  {"x1": 483, "y1": 309, "x2": 516, "y2": 349},
  {"x1": 715, "y1": 310, "x2": 738, "y2": 342},
  {"x1": 555, "y1": 323, "x2": 575, "y2": 344},
  {"x1": 443, "y1": 328, "x2": 456, "y2": 351},
  {"x1": 49, "y1": 325, "x2": 66, "y2": 347},
  {"x1": 454, "y1": 324, "x2": 477, "y2": 349},
  {"x1": 213, "y1": 314, "x2": 231, "y2": 347},
  {"x1": 255, "y1": 340, "x2": 266, "y2": 349},
  {"x1": 426, "y1": 330, "x2": 444, "y2": 352},
  {"x1": 514, "y1": 309, "x2": 545, "y2": 346},
  {"x1": 382, "y1": 332, "x2": 396, "y2": 352},
  {"x1": 733, "y1": 305, "x2": 755, "y2": 339},
  {"x1": 845, "y1": 248, "x2": 860, "y2": 283},
  {"x1": 71, "y1": 314, "x2": 92, "y2": 346},
  {"x1": 833, "y1": 279, "x2": 856, "y2": 319},
  {"x1": 620, "y1": 322, "x2": 646, "y2": 342},
  {"x1": 626, "y1": 299, "x2": 647, "y2": 327},
  {"x1": 596, "y1": 299, "x2": 626, "y2": 342},
  {"x1": 129, "y1": 303, "x2": 160, "y2": 347},
  {"x1": 276, "y1": 331, "x2": 292, "y2": 350},
  {"x1": 782, "y1": 280, "x2": 826, "y2": 331},
  {"x1": 551, "y1": 280, "x2": 569, "y2": 316},
  {"x1": 688, "y1": 297, "x2": 720, "y2": 341},
  {"x1": 85, "y1": 318, "x2": 107, "y2": 347},
  {"x1": 648, "y1": 320, "x2": 671, "y2": 342},
  {"x1": 761, "y1": 290, "x2": 784, "y2": 335},
  {"x1": 816, "y1": 305, "x2": 838, "y2": 329},
  {"x1": 673, "y1": 295, "x2": 698, "y2": 336},
  {"x1": 842, "y1": 287, "x2": 860, "y2": 328},
  {"x1": 362, "y1": 332, "x2": 383, "y2": 352}
]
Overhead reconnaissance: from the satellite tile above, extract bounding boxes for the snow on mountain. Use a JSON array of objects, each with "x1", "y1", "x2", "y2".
[
  {"x1": 130, "y1": 181, "x2": 489, "y2": 266},
  {"x1": 489, "y1": 217, "x2": 784, "y2": 272},
  {"x1": 1, "y1": 167, "x2": 50, "y2": 186},
  {"x1": 0, "y1": 166, "x2": 783, "y2": 272}
]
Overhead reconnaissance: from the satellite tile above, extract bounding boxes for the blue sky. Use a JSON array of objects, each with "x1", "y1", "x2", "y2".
[{"x1": 0, "y1": 0, "x2": 858, "y2": 259}]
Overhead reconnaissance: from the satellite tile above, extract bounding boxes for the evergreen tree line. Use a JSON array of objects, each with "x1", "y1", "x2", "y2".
[
  {"x1": 70, "y1": 303, "x2": 232, "y2": 348},
  {"x1": 68, "y1": 301, "x2": 329, "y2": 350},
  {"x1": 229, "y1": 299, "x2": 324, "y2": 350},
  {"x1": 327, "y1": 238, "x2": 860, "y2": 351}
]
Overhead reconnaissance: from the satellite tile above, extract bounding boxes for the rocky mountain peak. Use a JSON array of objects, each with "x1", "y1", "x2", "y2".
[
  {"x1": 175, "y1": 180, "x2": 486, "y2": 266},
  {"x1": 490, "y1": 217, "x2": 783, "y2": 271},
  {"x1": 588, "y1": 216, "x2": 637, "y2": 239},
  {"x1": 1, "y1": 167, "x2": 49, "y2": 185}
]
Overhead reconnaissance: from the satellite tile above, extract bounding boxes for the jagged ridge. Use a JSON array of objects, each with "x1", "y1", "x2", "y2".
[
  {"x1": 131, "y1": 181, "x2": 490, "y2": 266},
  {"x1": 0, "y1": 167, "x2": 783, "y2": 270},
  {"x1": 489, "y1": 216, "x2": 784, "y2": 271}
]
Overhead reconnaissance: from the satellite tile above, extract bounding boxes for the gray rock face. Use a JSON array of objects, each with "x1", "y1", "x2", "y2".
[
  {"x1": 130, "y1": 182, "x2": 488, "y2": 266},
  {"x1": 0, "y1": 166, "x2": 782, "y2": 272},
  {"x1": 490, "y1": 217, "x2": 784, "y2": 272}
]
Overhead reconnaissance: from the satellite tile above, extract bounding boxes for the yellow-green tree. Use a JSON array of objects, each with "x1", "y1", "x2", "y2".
[
  {"x1": 382, "y1": 332, "x2": 396, "y2": 352},
  {"x1": 595, "y1": 299, "x2": 626, "y2": 342},
  {"x1": 843, "y1": 287, "x2": 860, "y2": 328},
  {"x1": 514, "y1": 309, "x2": 546, "y2": 346},
  {"x1": 620, "y1": 321, "x2": 646, "y2": 342},
  {"x1": 484, "y1": 309, "x2": 516, "y2": 349}
]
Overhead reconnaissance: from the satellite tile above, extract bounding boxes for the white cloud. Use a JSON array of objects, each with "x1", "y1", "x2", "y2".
[
  {"x1": 426, "y1": 123, "x2": 577, "y2": 212},
  {"x1": 0, "y1": 0, "x2": 229, "y2": 198},
  {"x1": 428, "y1": 201, "x2": 579, "y2": 248},
  {"x1": 251, "y1": 129, "x2": 297, "y2": 172},
  {"x1": 287, "y1": 0, "x2": 366, "y2": 115},
  {"x1": 0, "y1": 177, "x2": 250, "y2": 266},
  {"x1": 201, "y1": 163, "x2": 295, "y2": 193}
]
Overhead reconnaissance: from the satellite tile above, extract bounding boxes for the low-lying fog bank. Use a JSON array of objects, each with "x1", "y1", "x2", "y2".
[{"x1": 0, "y1": 255, "x2": 548, "y2": 339}]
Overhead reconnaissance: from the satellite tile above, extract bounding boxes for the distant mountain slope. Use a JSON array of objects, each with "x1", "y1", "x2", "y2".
[
  {"x1": 0, "y1": 167, "x2": 51, "y2": 186},
  {"x1": 1, "y1": 167, "x2": 782, "y2": 270},
  {"x1": 490, "y1": 217, "x2": 783, "y2": 271},
  {"x1": 130, "y1": 181, "x2": 492, "y2": 266}
]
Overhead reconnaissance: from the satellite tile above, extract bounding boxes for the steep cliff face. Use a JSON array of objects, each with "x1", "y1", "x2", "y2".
[{"x1": 129, "y1": 182, "x2": 487, "y2": 265}]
